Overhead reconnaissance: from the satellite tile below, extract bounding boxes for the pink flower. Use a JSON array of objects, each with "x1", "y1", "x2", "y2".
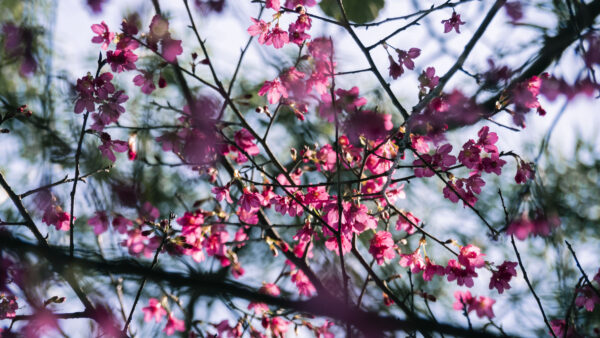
[
  {"x1": 442, "y1": 12, "x2": 466, "y2": 33},
  {"x1": 453, "y1": 291, "x2": 496, "y2": 319},
  {"x1": 106, "y1": 49, "x2": 137, "y2": 73},
  {"x1": 91, "y1": 21, "x2": 114, "y2": 50},
  {"x1": 161, "y1": 36, "x2": 183, "y2": 63},
  {"x1": 575, "y1": 285, "x2": 600, "y2": 311},
  {"x1": 471, "y1": 296, "x2": 496, "y2": 319},
  {"x1": 476, "y1": 126, "x2": 499, "y2": 153},
  {"x1": 396, "y1": 47, "x2": 420, "y2": 70},
  {"x1": 285, "y1": 0, "x2": 317, "y2": 7},
  {"x1": 88, "y1": 211, "x2": 109, "y2": 235},
  {"x1": 288, "y1": 23, "x2": 310, "y2": 45},
  {"x1": 133, "y1": 71, "x2": 156, "y2": 95},
  {"x1": 388, "y1": 56, "x2": 403, "y2": 79},
  {"x1": 335, "y1": 86, "x2": 367, "y2": 112},
  {"x1": 258, "y1": 78, "x2": 288, "y2": 104},
  {"x1": 294, "y1": 13, "x2": 312, "y2": 32},
  {"x1": 369, "y1": 231, "x2": 396, "y2": 265},
  {"x1": 142, "y1": 298, "x2": 167, "y2": 322},
  {"x1": 291, "y1": 269, "x2": 316, "y2": 296},
  {"x1": 98, "y1": 132, "x2": 129, "y2": 162},
  {"x1": 240, "y1": 188, "x2": 264, "y2": 213},
  {"x1": 247, "y1": 18, "x2": 271, "y2": 44},
  {"x1": 505, "y1": 1, "x2": 524, "y2": 22},
  {"x1": 112, "y1": 215, "x2": 132, "y2": 234},
  {"x1": 265, "y1": 24, "x2": 289, "y2": 49},
  {"x1": 458, "y1": 140, "x2": 481, "y2": 169},
  {"x1": 446, "y1": 259, "x2": 478, "y2": 287},
  {"x1": 396, "y1": 211, "x2": 420, "y2": 235},
  {"x1": 344, "y1": 110, "x2": 392, "y2": 142},
  {"x1": 266, "y1": 0, "x2": 280, "y2": 10},
  {"x1": 478, "y1": 153, "x2": 507, "y2": 175},
  {"x1": 42, "y1": 206, "x2": 73, "y2": 231},
  {"x1": 507, "y1": 211, "x2": 560, "y2": 240},
  {"x1": 413, "y1": 143, "x2": 456, "y2": 177},
  {"x1": 423, "y1": 257, "x2": 445, "y2": 281},
  {"x1": 419, "y1": 67, "x2": 439, "y2": 92},
  {"x1": 515, "y1": 159, "x2": 534, "y2": 184},
  {"x1": 399, "y1": 248, "x2": 426, "y2": 273},
  {"x1": 163, "y1": 314, "x2": 185, "y2": 335},
  {"x1": 212, "y1": 185, "x2": 233, "y2": 203},
  {"x1": 489, "y1": 261, "x2": 518, "y2": 293},
  {"x1": 234, "y1": 128, "x2": 260, "y2": 156},
  {"x1": 453, "y1": 290, "x2": 474, "y2": 311},
  {"x1": 270, "y1": 317, "x2": 289, "y2": 336},
  {"x1": 458, "y1": 244, "x2": 486, "y2": 269}
]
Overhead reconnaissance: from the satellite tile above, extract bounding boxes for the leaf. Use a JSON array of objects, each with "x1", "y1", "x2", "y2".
[{"x1": 319, "y1": 0, "x2": 385, "y2": 24}]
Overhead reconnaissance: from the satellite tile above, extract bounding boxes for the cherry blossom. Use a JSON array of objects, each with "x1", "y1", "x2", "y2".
[
  {"x1": 88, "y1": 211, "x2": 109, "y2": 235},
  {"x1": 442, "y1": 12, "x2": 466, "y2": 33},
  {"x1": 142, "y1": 298, "x2": 167, "y2": 323},
  {"x1": 163, "y1": 314, "x2": 185, "y2": 335},
  {"x1": 489, "y1": 261, "x2": 518, "y2": 294},
  {"x1": 90, "y1": 21, "x2": 114, "y2": 50},
  {"x1": 258, "y1": 78, "x2": 288, "y2": 104},
  {"x1": 369, "y1": 231, "x2": 396, "y2": 265}
]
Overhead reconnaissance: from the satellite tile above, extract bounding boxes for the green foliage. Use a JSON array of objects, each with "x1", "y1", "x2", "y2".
[{"x1": 319, "y1": 0, "x2": 385, "y2": 24}]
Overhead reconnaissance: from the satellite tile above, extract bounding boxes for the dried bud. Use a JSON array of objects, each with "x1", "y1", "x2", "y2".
[{"x1": 290, "y1": 148, "x2": 297, "y2": 161}]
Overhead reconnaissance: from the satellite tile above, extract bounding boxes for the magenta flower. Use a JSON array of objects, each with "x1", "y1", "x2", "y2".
[
  {"x1": 161, "y1": 36, "x2": 183, "y2": 63},
  {"x1": 291, "y1": 269, "x2": 316, "y2": 296},
  {"x1": 112, "y1": 215, "x2": 132, "y2": 234},
  {"x1": 458, "y1": 244, "x2": 486, "y2": 269},
  {"x1": 505, "y1": 1, "x2": 524, "y2": 22},
  {"x1": 285, "y1": 0, "x2": 317, "y2": 7},
  {"x1": 419, "y1": 67, "x2": 439, "y2": 92},
  {"x1": 98, "y1": 132, "x2": 129, "y2": 162},
  {"x1": 90, "y1": 21, "x2": 114, "y2": 50},
  {"x1": 288, "y1": 23, "x2": 310, "y2": 45},
  {"x1": 247, "y1": 18, "x2": 271, "y2": 44},
  {"x1": 266, "y1": 0, "x2": 280, "y2": 10},
  {"x1": 369, "y1": 231, "x2": 396, "y2": 265},
  {"x1": 423, "y1": 257, "x2": 445, "y2": 281},
  {"x1": 106, "y1": 49, "x2": 137, "y2": 73},
  {"x1": 478, "y1": 153, "x2": 507, "y2": 175},
  {"x1": 396, "y1": 211, "x2": 420, "y2": 235},
  {"x1": 396, "y1": 47, "x2": 420, "y2": 70},
  {"x1": 446, "y1": 259, "x2": 478, "y2": 287},
  {"x1": 163, "y1": 314, "x2": 185, "y2": 335},
  {"x1": 212, "y1": 185, "x2": 233, "y2": 204},
  {"x1": 388, "y1": 55, "x2": 404, "y2": 79},
  {"x1": 399, "y1": 248, "x2": 426, "y2": 273},
  {"x1": 442, "y1": 11, "x2": 466, "y2": 33},
  {"x1": 240, "y1": 188, "x2": 264, "y2": 213},
  {"x1": 453, "y1": 290, "x2": 473, "y2": 311},
  {"x1": 258, "y1": 78, "x2": 288, "y2": 104},
  {"x1": 42, "y1": 206, "x2": 73, "y2": 231},
  {"x1": 265, "y1": 24, "x2": 289, "y2": 49},
  {"x1": 489, "y1": 261, "x2": 518, "y2": 293},
  {"x1": 515, "y1": 159, "x2": 534, "y2": 184},
  {"x1": 472, "y1": 296, "x2": 496, "y2": 319},
  {"x1": 142, "y1": 298, "x2": 167, "y2": 323},
  {"x1": 88, "y1": 211, "x2": 109, "y2": 235},
  {"x1": 294, "y1": 13, "x2": 312, "y2": 31},
  {"x1": 458, "y1": 140, "x2": 481, "y2": 169},
  {"x1": 575, "y1": 285, "x2": 600, "y2": 311},
  {"x1": 133, "y1": 71, "x2": 156, "y2": 95},
  {"x1": 234, "y1": 128, "x2": 260, "y2": 156}
]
